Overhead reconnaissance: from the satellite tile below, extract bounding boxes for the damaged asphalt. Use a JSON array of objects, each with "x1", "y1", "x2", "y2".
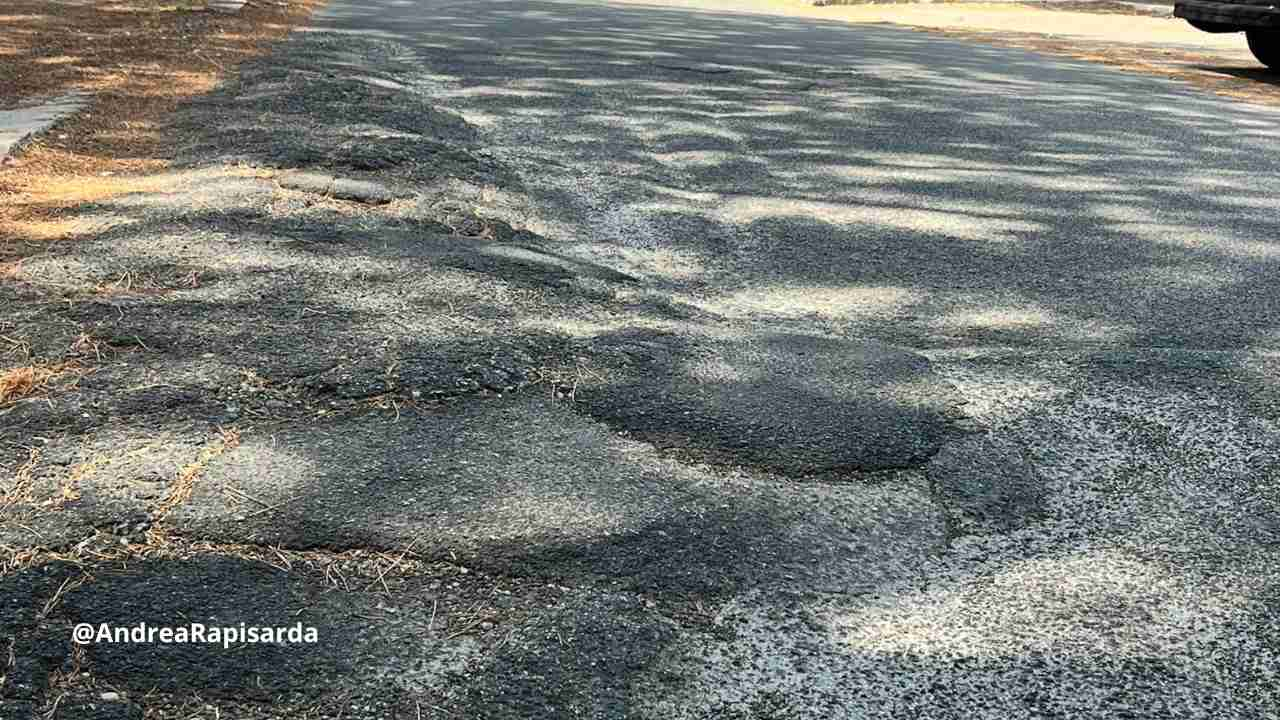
[{"x1": 3, "y1": 0, "x2": 1280, "y2": 717}]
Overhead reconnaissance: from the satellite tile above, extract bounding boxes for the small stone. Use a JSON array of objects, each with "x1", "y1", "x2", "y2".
[
  {"x1": 277, "y1": 171, "x2": 335, "y2": 196},
  {"x1": 206, "y1": 0, "x2": 247, "y2": 13},
  {"x1": 100, "y1": 691, "x2": 122, "y2": 702},
  {"x1": 329, "y1": 177, "x2": 401, "y2": 204}
]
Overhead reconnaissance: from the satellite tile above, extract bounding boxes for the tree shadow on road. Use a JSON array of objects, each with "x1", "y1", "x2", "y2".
[{"x1": 5, "y1": 3, "x2": 1280, "y2": 716}]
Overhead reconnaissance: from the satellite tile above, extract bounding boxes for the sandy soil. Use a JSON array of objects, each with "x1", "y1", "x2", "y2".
[
  {"x1": 0, "y1": 0, "x2": 321, "y2": 259},
  {"x1": 811, "y1": 2, "x2": 1249, "y2": 57}
]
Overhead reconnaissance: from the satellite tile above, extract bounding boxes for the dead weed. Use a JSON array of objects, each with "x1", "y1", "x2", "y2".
[
  {"x1": 0, "y1": 0, "x2": 322, "y2": 252},
  {"x1": 0, "y1": 362, "x2": 83, "y2": 405}
]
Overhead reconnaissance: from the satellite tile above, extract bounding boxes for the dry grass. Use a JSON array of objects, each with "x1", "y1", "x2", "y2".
[
  {"x1": 151, "y1": 425, "x2": 243, "y2": 519},
  {"x1": 44, "y1": 454, "x2": 111, "y2": 510},
  {"x1": 0, "y1": 0, "x2": 322, "y2": 258},
  {"x1": 0, "y1": 334, "x2": 31, "y2": 361},
  {"x1": 0, "y1": 448, "x2": 42, "y2": 514},
  {"x1": 529, "y1": 361, "x2": 607, "y2": 402},
  {"x1": 1, "y1": 0, "x2": 222, "y2": 102},
  {"x1": 69, "y1": 333, "x2": 114, "y2": 362},
  {"x1": 69, "y1": 332, "x2": 151, "y2": 361},
  {"x1": 0, "y1": 362, "x2": 81, "y2": 405},
  {"x1": 38, "y1": 574, "x2": 90, "y2": 620},
  {"x1": 2, "y1": 533, "x2": 442, "y2": 592},
  {"x1": 6, "y1": 423, "x2": 240, "y2": 520},
  {"x1": 36, "y1": 642, "x2": 90, "y2": 720},
  {"x1": 0, "y1": 259, "x2": 23, "y2": 281}
]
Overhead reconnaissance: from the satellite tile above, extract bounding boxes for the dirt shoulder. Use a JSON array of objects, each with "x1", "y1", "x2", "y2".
[{"x1": 0, "y1": 0, "x2": 322, "y2": 258}]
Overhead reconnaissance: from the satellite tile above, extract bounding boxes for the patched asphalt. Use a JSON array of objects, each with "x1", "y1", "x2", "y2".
[
  {"x1": 4, "y1": 0, "x2": 1280, "y2": 717},
  {"x1": 170, "y1": 395, "x2": 943, "y2": 594},
  {"x1": 576, "y1": 329, "x2": 960, "y2": 474}
]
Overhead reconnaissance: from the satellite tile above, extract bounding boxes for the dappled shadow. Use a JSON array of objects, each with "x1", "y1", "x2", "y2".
[
  {"x1": 166, "y1": 393, "x2": 941, "y2": 595},
  {"x1": 171, "y1": 33, "x2": 504, "y2": 187},
  {"x1": 299, "y1": 0, "x2": 1280, "y2": 357},
  {"x1": 5, "y1": 0, "x2": 1280, "y2": 715},
  {"x1": 573, "y1": 326, "x2": 960, "y2": 474},
  {"x1": 641, "y1": 540, "x2": 1280, "y2": 715}
]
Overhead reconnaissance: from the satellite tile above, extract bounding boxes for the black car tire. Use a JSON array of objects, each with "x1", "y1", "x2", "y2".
[
  {"x1": 1187, "y1": 19, "x2": 1238, "y2": 33},
  {"x1": 1247, "y1": 29, "x2": 1280, "y2": 70}
]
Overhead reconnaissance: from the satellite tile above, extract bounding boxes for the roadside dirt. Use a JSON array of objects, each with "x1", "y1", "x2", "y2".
[
  {"x1": 0, "y1": 0, "x2": 321, "y2": 258},
  {"x1": 1018, "y1": 1, "x2": 1169, "y2": 14}
]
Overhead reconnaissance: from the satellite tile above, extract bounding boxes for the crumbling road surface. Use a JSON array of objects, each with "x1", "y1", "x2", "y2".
[{"x1": 3, "y1": 0, "x2": 1279, "y2": 718}]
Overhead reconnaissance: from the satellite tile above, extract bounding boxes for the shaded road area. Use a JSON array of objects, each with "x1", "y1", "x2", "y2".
[{"x1": 3, "y1": 0, "x2": 1279, "y2": 717}]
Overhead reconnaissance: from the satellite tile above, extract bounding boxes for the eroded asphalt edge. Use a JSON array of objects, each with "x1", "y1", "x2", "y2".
[
  {"x1": 1, "y1": 2, "x2": 1279, "y2": 719},
  {"x1": 2, "y1": 29, "x2": 956, "y2": 720}
]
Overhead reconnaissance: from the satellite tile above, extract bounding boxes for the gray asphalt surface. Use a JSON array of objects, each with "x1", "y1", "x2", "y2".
[{"x1": 3, "y1": 0, "x2": 1280, "y2": 718}]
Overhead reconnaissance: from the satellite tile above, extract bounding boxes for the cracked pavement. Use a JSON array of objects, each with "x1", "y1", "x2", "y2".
[{"x1": 3, "y1": 0, "x2": 1280, "y2": 718}]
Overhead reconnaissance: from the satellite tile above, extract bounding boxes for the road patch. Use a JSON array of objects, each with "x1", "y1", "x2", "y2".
[
  {"x1": 169, "y1": 395, "x2": 944, "y2": 593},
  {"x1": 575, "y1": 329, "x2": 962, "y2": 476}
]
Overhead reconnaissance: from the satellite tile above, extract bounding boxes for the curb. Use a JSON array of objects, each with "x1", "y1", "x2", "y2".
[{"x1": 0, "y1": 92, "x2": 90, "y2": 161}]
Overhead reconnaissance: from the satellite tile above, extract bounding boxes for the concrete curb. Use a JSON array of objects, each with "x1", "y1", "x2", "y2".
[
  {"x1": 207, "y1": 0, "x2": 248, "y2": 13},
  {"x1": 0, "y1": 93, "x2": 90, "y2": 160}
]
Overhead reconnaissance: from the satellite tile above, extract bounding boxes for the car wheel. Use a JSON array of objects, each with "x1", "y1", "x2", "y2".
[
  {"x1": 1247, "y1": 29, "x2": 1280, "y2": 70},
  {"x1": 1187, "y1": 20, "x2": 1238, "y2": 33}
]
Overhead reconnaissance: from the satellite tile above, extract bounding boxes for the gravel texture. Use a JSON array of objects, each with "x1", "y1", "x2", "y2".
[{"x1": 4, "y1": 0, "x2": 1280, "y2": 717}]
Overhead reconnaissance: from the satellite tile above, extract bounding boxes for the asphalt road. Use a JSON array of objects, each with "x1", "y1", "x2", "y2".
[{"x1": 4, "y1": 1, "x2": 1280, "y2": 718}]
